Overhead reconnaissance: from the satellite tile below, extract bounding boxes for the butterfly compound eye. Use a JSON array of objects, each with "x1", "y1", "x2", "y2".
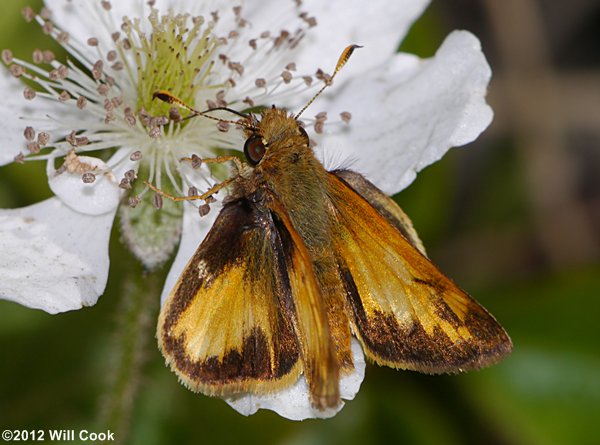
[{"x1": 244, "y1": 134, "x2": 266, "y2": 165}]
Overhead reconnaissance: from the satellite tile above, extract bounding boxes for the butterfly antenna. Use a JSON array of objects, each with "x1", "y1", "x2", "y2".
[
  {"x1": 294, "y1": 44, "x2": 362, "y2": 120},
  {"x1": 152, "y1": 90, "x2": 256, "y2": 130}
]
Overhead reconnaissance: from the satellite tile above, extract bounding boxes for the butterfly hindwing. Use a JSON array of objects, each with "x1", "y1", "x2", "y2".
[
  {"x1": 266, "y1": 197, "x2": 340, "y2": 409},
  {"x1": 327, "y1": 172, "x2": 512, "y2": 373},
  {"x1": 332, "y1": 169, "x2": 426, "y2": 255}
]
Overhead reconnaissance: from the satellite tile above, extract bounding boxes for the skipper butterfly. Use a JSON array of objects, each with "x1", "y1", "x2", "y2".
[{"x1": 149, "y1": 45, "x2": 512, "y2": 413}]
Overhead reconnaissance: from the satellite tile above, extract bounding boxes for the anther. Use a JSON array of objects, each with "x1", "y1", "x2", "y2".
[
  {"x1": 23, "y1": 87, "x2": 36, "y2": 100},
  {"x1": 37, "y1": 132, "x2": 50, "y2": 146},
  {"x1": 21, "y1": 7, "x2": 35, "y2": 22},
  {"x1": 314, "y1": 121, "x2": 324, "y2": 134},
  {"x1": 66, "y1": 131, "x2": 77, "y2": 146},
  {"x1": 119, "y1": 178, "x2": 132, "y2": 190},
  {"x1": 138, "y1": 108, "x2": 151, "y2": 127},
  {"x1": 57, "y1": 31, "x2": 70, "y2": 44},
  {"x1": 24, "y1": 126, "x2": 35, "y2": 141},
  {"x1": 148, "y1": 125, "x2": 161, "y2": 138},
  {"x1": 217, "y1": 121, "x2": 230, "y2": 132},
  {"x1": 58, "y1": 91, "x2": 71, "y2": 102},
  {"x1": 153, "y1": 193, "x2": 163, "y2": 209},
  {"x1": 97, "y1": 84, "x2": 110, "y2": 96},
  {"x1": 191, "y1": 154, "x2": 202, "y2": 169},
  {"x1": 57, "y1": 65, "x2": 69, "y2": 79},
  {"x1": 340, "y1": 111, "x2": 352, "y2": 123},
  {"x1": 151, "y1": 116, "x2": 169, "y2": 127},
  {"x1": 82, "y1": 172, "x2": 96, "y2": 183},
  {"x1": 75, "y1": 136, "x2": 89, "y2": 146},
  {"x1": 87, "y1": 37, "x2": 99, "y2": 47},
  {"x1": 281, "y1": 70, "x2": 292, "y2": 84},
  {"x1": 27, "y1": 142, "x2": 41, "y2": 154},
  {"x1": 32, "y1": 49, "x2": 44, "y2": 64},
  {"x1": 42, "y1": 21, "x2": 54, "y2": 35},
  {"x1": 198, "y1": 203, "x2": 211, "y2": 217},
  {"x1": 40, "y1": 7, "x2": 51, "y2": 20},
  {"x1": 130, "y1": 151, "x2": 142, "y2": 161},
  {"x1": 169, "y1": 107, "x2": 182, "y2": 122},
  {"x1": 124, "y1": 169, "x2": 136, "y2": 181},
  {"x1": 228, "y1": 61, "x2": 244, "y2": 75},
  {"x1": 104, "y1": 98, "x2": 114, "y2": 111},
  {"x1": 111, "y1": 96, "x2": 123, "y2": 108},
  {"x1": 77, "y1": 96, "x2": 88, "y2": 109},
  {"x1": 43, "y1": 50, "x2": 55, "y2": 63},
  {"x1": 9, "y1": 64, "x2": 25, "y2": 77},
  {"x1": 128, "y1": 196, "x2": 141, "y2": 207},
  {"x1": 1, "y1": 49, "x2": 13, "y2": 65}
]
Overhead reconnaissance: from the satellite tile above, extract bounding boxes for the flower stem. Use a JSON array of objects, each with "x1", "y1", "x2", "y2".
[{"x1": 96, "y1": 267, "x2": 160, "y2": 444}]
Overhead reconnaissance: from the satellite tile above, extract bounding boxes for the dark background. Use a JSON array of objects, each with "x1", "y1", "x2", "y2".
[{"x1": 1, "y1": 1, "x2": 599, "y2": 444}]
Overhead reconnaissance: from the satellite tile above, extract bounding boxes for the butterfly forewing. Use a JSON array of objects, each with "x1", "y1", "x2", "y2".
[
  {"x1": 158, "y1": 197, "x2": 302, "y2": 396},
  {"x1": 158, "y1": 191, "x2": 341, "y2": 409},
  {"x1": 327, "y1": 172, "x2": 512, "y2": 373}
]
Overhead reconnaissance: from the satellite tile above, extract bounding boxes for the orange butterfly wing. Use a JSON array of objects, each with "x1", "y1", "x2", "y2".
[
  {"x1": 327, "y1": 171, "x2": 512, "y2": 373},
  {"x1": 158, "y1": 192, "x2": 340, "y2": 409}
]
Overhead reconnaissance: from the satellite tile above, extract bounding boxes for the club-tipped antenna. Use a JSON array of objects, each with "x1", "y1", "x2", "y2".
[
  {"x1": 152, "y1": 90, "x2": 256, "y2": 130},
  {"x1": 294, "y1": 44, "x2": 362, "y2": 120}
]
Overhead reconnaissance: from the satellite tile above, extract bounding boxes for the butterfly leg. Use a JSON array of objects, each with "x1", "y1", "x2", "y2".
[
  {"x1": 145, "y1": 155, "x2": 242, "y2": 203},
  {"x1": 144, "y1": 177, "x2": 237, "y2": 203},
  {"x1": 179, "y1": 154, "x2": 243, "y2": 174}
]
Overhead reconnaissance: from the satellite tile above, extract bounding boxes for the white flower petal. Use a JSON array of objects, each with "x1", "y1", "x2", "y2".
[
  {"x1": 48, "y1": 154, "x2": 121, "y2": 215},
  {"x1": 291, "y1": 0, "x2": 429, "y2": 78},
  {"x1": 44, "y1": 0, "x2": 146, "y2": 59},
  {"x1": 0, "y1": 68, "x2": 30, "y2": 165},
  {"x1": 226, "y1": 339, "x2": 366, "y2": 420},
  {"x1": 0, "y1": 197, "x2": 115, "y2": 314},
  {"x1": 316, "y1": 30, "x2": 493, "y2": 195},
  {"x1": 160, "y1": 201, "x2": 220, "y2": 305}
]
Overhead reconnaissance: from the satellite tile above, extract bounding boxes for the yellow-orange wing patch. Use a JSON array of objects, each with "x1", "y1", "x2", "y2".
[
  {"x1": 327, "y1": 172, "x2": 512, "y2": 373},
  {"x1": 158, "y1": 197, "x2": 302, "y2": 397}
]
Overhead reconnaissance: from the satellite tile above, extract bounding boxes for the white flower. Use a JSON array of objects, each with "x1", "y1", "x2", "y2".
[{"x1": 0, "y1": 0, "x2": 492, "y2": 420}]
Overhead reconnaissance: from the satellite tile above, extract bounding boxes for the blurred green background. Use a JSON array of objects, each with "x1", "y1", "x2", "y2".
[{"x1": 1, "y1": 1, "x2": 599, "y2": 444}]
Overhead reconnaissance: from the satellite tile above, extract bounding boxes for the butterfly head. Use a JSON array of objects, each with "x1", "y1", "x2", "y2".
[{"x1": 240, "y1": 107, "x2": 310, "y2": 166}]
